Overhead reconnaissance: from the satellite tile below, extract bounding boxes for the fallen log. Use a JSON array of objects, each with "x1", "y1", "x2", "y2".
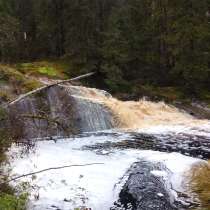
[
  {"x1": 8, "y1": 72, "x2": 95, "y2": 106},
  {"x1": 2, "y1": 162, "x2": 104, "y2": 184}
]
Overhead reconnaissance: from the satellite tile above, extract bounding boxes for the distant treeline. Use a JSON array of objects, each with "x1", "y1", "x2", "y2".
[{"x1": 0, "y1": 0, "x2": 210, "y2": 95}]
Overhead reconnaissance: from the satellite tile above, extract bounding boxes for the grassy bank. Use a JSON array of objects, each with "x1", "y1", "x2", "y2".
[
  {"x1": 0, "y1": 64, "x2": 42, "y2": 104},
  {"x1": 14, "y1": 59, "x2": 71, "y2": 79},
  {"x1": 1, "y1": 59, "x2": 210, "y2": 104}
]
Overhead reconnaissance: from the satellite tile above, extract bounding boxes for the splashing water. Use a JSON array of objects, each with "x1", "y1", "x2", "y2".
[
  {"x1": 66, "y1": 85, "x2": 209, "y2": 131},
  {"x1": 5, "y1": 133, "x2": 204, "y2": 210},
  {"x1": 4, "y1": 85, "x2": 210, "y2": 210}
]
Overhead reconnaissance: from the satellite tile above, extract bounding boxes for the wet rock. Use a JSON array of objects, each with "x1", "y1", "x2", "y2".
[
  {"x1": 85, "y1": 132, "x2": 210, "y2": 160},
  {"x1": 112, "y1": 161, "x2": 177, "y2": 210},
  {"x1": 8, "y1": 85, "x2": 114, "y2": 140},
  {"x1": 174, "y1": 101, "x2": 210, "y2": 120},
  {"x1": 131, "y1": 133, "x2": 210, "y2": 160}
]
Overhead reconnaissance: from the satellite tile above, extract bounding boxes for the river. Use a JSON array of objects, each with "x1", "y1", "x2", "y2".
[{"x1": 4, "y1": 85, "x2": 210, "y2": 210}]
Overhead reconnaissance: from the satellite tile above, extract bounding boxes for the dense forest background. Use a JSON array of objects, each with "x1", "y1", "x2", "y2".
[{"x1": 0, "y1": 0, "x2": 210, "y2": 97}]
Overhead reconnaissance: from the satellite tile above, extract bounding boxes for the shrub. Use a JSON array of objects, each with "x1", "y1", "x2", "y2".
[{"x1": 0, "y1": 193, "x2": 28, "y2": 210}]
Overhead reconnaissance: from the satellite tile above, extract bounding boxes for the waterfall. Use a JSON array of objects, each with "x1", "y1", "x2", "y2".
[
  {"x1": 5, "y1": 84, "x2": 210, "y2": 210},
  {"x1": 71, "y1": 95, "x2": 113, "y2": 132},
  {"x1": 8, "y1": 84, "x2": 209, "y2": 140},
  {"x1": 61, "y1": 84, "x2": 114, "y2": 132},
  {"x1": 8, "y1": 85, "x2": 114, "y2": 139}
]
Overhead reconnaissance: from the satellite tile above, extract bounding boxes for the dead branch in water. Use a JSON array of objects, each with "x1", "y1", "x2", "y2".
[
  {"x1": 2, "y1": 163, "x2": 104, "y2": 184},
  {"x1": 8, "y1": 72, "x2": 95, "y2": 106}
]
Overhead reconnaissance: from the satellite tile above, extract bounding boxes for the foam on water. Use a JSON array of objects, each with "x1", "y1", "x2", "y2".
[
  {"x1": 6, "y1": 132, "x2": 204, "y2": 210},
  {"x1": 5, "y1": 85, "x2": 210, "y2": 209}
]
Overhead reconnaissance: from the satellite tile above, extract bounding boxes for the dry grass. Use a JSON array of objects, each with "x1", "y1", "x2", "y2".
[{"x1": 189, "y1": 161, "x2": 210, "y2": 210}]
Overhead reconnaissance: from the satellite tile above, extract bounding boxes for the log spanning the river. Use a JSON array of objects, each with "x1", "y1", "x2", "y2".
[{"x1": 8, "y1": 72, "x2": 95, "y2": 106}]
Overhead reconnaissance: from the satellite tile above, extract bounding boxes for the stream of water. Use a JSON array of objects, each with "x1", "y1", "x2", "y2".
[
  {"x1": 6, "y1": 127, "x2": 210, "y2": 210},
  {"x1": 4, "y1": 85, "x2": 210, "y2": 210}
]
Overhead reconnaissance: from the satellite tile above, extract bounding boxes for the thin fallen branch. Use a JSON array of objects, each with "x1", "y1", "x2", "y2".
[
  {"x1": 8, "y1": 72, "x2": 95, "y2": 106},
  {"x1": 2, "y1": 163, "x2": 104, "y2": 184}
]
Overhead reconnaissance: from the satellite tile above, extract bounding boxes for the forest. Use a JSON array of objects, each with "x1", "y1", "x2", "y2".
[
  {"x1": 1, "y1": 1, "x2": 210, "y2": 210},
  {"x1": 0, "y1": 0, "x2": 210, "y2": 97}
]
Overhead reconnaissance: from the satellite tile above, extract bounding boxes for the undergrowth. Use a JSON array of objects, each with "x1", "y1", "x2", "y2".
[{"x1": 0, "y1": 107, "x2": 28, "y2": 210}]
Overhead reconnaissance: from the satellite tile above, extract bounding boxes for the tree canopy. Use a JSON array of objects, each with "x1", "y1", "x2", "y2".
[{"x1": 0, "y1": 0, "x2": 210, "y2": 95}]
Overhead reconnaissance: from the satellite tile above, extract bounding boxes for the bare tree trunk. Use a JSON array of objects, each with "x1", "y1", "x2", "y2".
[{"x1": 8, "y1": 72, "x2": 95, "y2": 106}]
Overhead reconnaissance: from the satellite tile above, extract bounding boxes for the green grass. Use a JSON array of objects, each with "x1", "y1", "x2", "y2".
[
  {"x1": 15, "y1": 59, "x2": 73, "y2": 79},
  {"x1": 38, "y1": 66, "x2": 57, "y2": 77},
  {"x1": 0, "y1": 193, "x2": 28, "y2": 210}
]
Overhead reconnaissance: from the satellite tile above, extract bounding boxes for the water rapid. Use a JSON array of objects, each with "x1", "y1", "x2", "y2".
[{"x1": 4, "y1": 85, "x2": 210, "y2": 210}]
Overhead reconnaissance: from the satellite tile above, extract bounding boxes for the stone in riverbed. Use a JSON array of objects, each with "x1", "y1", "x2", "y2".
[{"x1": 112, "y1": 161, "x2": 190, "y2": 210}]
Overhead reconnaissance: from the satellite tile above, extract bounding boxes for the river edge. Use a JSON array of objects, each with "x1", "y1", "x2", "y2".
[
  {"x1": 3, "y1": 132, "x2": 208, "y2": 210},
  {"x1": 0, "y1": 66, "x2": 210, "y2": 209}
]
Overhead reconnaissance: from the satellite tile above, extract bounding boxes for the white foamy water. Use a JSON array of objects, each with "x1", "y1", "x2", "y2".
[
  {"x1": 5, "y1": 85, "x2": 210, "y2": 209},
  {"x1": 5, "y1": 132, "x2": 204, "y2": 210},
  {"x1": 137, "y1": 122, "x2": 210, "y2": 135}
]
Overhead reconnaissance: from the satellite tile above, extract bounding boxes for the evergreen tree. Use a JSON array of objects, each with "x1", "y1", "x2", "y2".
[
  {"x1": 0, "y1": 0, "x2": 209, "y2": 95},
  {"x1": 0, "y1": 0, "x2": 20, "y2": 62}
]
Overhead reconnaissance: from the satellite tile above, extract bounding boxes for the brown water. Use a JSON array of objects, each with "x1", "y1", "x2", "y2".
[
  {"x1": 75, "y1": 86, "x2": 210, "y2": 209},
  {"x1": 8, "y1": 84, "x2": 210, "y2": 209},
  {"x1": 71, "y1": 85, "x2": 208, "y2": 129}
]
